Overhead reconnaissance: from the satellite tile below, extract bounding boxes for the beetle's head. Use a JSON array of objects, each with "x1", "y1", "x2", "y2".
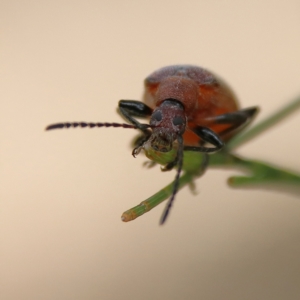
[{"x1": 147, "y1": 100, "x2": 186, "y2": 152}]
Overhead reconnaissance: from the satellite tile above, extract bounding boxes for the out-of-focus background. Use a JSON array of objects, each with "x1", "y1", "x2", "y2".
[{"x1": 1, "y1": 1, "x2": 300, "y2": 299}]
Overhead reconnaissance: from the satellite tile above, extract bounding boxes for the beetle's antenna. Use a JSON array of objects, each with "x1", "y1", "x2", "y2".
[
  {"x1": 46, "y1": 122, "x2": 152, "y2": 131},
  {"x1": 160, "y1": 135, "x2": 184, "y2": 225}
]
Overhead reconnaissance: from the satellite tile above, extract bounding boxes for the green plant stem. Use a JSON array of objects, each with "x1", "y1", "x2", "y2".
[
  {"x1": 122, "y1": 152, "x2": 300, "y2": 222},
  {"x1": 210, "y1": 153, "x2": 300, "y2": 186},
  {"x1": 121, "y1": 173, "x2": 193, "y2": 222}
]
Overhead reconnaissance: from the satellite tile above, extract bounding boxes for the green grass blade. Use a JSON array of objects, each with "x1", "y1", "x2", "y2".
[{"x1": 121, "y1": 173, "x2": 193, "y2": 222}]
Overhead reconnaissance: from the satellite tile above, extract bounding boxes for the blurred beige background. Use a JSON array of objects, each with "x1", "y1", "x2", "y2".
[{"x1": 1, "y1": 1, "x2": 300, "y2": 299}]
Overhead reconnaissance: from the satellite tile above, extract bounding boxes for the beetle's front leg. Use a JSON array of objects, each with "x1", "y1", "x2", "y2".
[
  {"x1": 118, "y1": 100, "x2": 153, "y2": 134},
  {"x1": 161, "y1": 160, "x2": 178, "y2": 171},
  {"x1": 203, "y1": 107, "x2": 259, "y2": 137},
  {"x1": 184, "y1": 126, "x2": 224, "y2": 153},
  {"x1": 118, "y1": 100, "x2": 153, "y2": 157}
]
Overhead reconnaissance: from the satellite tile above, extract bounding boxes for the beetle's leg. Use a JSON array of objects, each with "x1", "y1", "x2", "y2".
[
  {"x1": 118, "y1": 100, "x2": 153, "y2": 133},
  {"x1": 119, "y1": 100, "x2": 153, "y2": 157},
  {"x1": 184, "y1": 107, "x2": 259, "y2": 153},
  {"x1": 187, "y1": 153, "x2": 210, "y2": 193},
  {"x1": 161, "y1": 160, "x2": 177, "y2": 172},
  {"x1": 132, "y1": 132, "x2": 152, "y2": 147},
  {"x1": 199, "y1": 153, "x2": 209, "y2": 174},
  {"x1": 143, "y1": 160, "x2": 157, "y2": 169},
  {"x1": 184, "y1": 127, "x2": 224, "y2": 153},
  {"x1": 203, "y1": 106, "x2": 259, "y2": 136},
  {"x1": 131, "y1": 131, "x2": 153, "y2": 158}
]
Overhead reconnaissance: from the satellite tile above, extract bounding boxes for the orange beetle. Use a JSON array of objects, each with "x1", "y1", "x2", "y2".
[{"x1": 47, "y1": 65, "x2": 258, "y2": 224}]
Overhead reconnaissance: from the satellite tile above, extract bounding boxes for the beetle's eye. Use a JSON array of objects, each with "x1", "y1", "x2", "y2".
[
  {"x1": 173, "y1": 116, "x2": 184, "y2": 126},
  {"x1": 152, "y1": 110, "x2": 162, "y2": 122}
]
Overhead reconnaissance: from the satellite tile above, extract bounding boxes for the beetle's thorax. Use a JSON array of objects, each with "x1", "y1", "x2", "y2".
[
  {"x1": 155, "y1": 76, "x2": 199, "y2": 114},
  {"x1": 149, "y1": 100, "x2": 186, "y2": 152}
]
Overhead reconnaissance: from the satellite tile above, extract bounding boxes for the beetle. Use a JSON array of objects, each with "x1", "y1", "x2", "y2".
[{"x1": 46, "y1": 65, "x2": 258, "y2": 224}]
